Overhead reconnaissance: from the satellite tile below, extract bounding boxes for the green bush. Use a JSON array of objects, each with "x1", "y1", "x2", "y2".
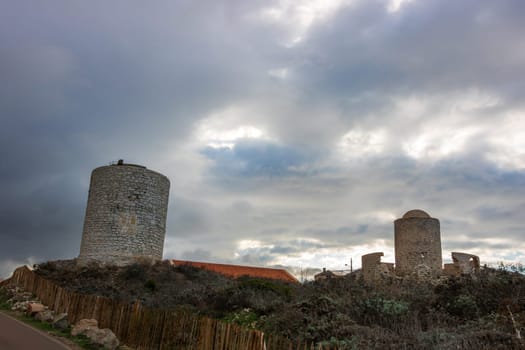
[
  {"x1": 362, "y1": 296, "x2": 409, "y2": 317},
  {"x1": 120, "y1": 263, "x2": 147, "y2": 281},
  {"x1": 445, "y1": 294, "x2": 478, "y2": 319},
  {"x1": 223, "y1": 308, "x2": 259, "y2": 329},
  {"x1": 176, "y1": 264, "x2": 204, "y2": 281},
  {"x1": 144, "y1": 279, "x2": 156, "y2": 292},
  {"x1": 0, "y1": 287, "x2": 11, "y2": 310},
  {"x1": 319, "y1": 336, "x2": 358, "y2": 350},
  {"x1": 237, "y1": 276, "x2": 293, "y2": 300}
]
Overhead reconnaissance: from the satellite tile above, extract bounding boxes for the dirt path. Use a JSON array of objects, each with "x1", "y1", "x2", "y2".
[{"x1": 0, "y1": 312, "x2": 72, "y2": 350}]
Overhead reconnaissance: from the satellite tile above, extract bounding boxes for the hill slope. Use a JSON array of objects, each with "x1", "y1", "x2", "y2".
[{"x1": 34, "y1": 260, "x2": 525, "y2": 349}]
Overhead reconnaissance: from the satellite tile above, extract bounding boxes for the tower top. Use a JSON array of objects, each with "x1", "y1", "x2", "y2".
[{"x1": 402, "y1": 209, "x2": 430, "y2": 219}]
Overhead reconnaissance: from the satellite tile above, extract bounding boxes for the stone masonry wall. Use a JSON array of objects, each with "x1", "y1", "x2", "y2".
[
  {"x1": 394, "y1": 215, "x2": 442, "y2": 276},
  {"x1": 78, "y1": 163, "x2": 170, "y2": 265}
]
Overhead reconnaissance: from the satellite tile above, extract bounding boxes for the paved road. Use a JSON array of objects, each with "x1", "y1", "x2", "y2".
[{"x1": 0, "y1": 312, "x2": 70, "y2": 350}]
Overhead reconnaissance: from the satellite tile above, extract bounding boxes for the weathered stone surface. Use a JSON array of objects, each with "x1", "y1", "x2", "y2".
[
  {"x1": 443, "y1": 252, "x2": 480, "y2": 276},
  {"x1": 11, "y1": 301, "x2": 30, "y2": 312},
  {"x1": 394, "y1": 210, "x2": 442, "y2": 277},
  {"x1": 8, "y1": 290, "x2": 35, "y2": 304},
  {"x1": 452, "y1": 252, "x2": 480, "y2": 274},
  {"x1": 52, "y1": 313, "x2": 69, "y2": 329},
  {"x1": 361, "y1": 252, "x2": 396, "y2": 282},
  {"x1": 26, "y1": 303, "x2": 45, "y2": 315},
  {"x1": 72, "y1": 319, "x2": 119, "y2": 350},
  {"x1": 71, "y1": 318, "x2": 98, "y2": 336},
  {"x1": 35, "y1": 310, "x2": 55, "y2": 322},
  {"x1": 412, "y1": 264, "x2": 432, "y2": 280},
  {"x1": 6, "y1": 286, "x2": 41, "y2": 312},
  {"x1": 85, "y1": 328, "x2": 119, "y2": 350},
  {"x1": 77, "y1": 163, "x2": 170, "y2": 266},
  {"x1": 402, "y1": 209, "x2": 430, "y2": 219}
]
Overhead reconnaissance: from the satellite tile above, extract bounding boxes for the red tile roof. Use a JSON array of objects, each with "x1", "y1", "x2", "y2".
[{"x1": 170, "y1": 260, "x2": 298, "y2": 283}]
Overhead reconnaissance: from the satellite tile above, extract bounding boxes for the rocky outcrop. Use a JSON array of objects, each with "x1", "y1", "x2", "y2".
[
  {"x1": 72, "y1": 319, "x2": 119, "y2": 350},
  {"x1": 52, "y1": 313, "x2": 69, "y2": 329},
  {"x1": 26, "y1": 302, "x2": 45, "y2": 315},
  {"x1": 88, "y1": 328, "x2": 120, "y2": 350},
  {"x1": 35, "y1": 309, "x2": 54, "y2": 322},
  {"x1": 5, "y1": 286, "x2": 41, "y2": 313},
  {"x1": 71, "y1": 318, "x2": 98, "y2": 336}
]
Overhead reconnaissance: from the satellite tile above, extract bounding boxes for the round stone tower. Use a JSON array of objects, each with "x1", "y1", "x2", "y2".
[
  {"x1": 78, "y1": 160, "x2": 170, "y2": 265},
  {"x1": 394, "y1": 209, "x2": 442, "y2": 276}
]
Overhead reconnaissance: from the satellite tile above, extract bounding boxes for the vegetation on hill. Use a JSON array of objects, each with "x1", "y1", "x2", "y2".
[{"x1": 34, "y1": 260, "x2": 525, "y2": 349}]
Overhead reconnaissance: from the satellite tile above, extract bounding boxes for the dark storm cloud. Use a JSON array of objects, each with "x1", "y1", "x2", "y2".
[
  {"x1": 254, "y1": 0, "x2": 525, "y2": 154},
  {"x1": 0, "y1": 171, "x2": 86, "y2": 279},
  {"x1": 166, "y1": 196, "x2": 214, "y2": 238},
  {"x1": 294, "y1": 0, "x2": 525, "y2": 96},
  {"x1": 0, "y1": 0, "x2": 278, "y2": 275},
  {"x1": 180, "y1": 249, "x2": 213, "y2": 262}
]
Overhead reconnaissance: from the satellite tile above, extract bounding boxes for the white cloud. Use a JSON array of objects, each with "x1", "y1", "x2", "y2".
[
  {"x1": 387, "y1": 0, "x2": 415, "y2": 13},
  {"x1": 337, "y1": 128, "x2": 386, "y2": 160},
  {"x1": 195, "y1": 105, "x2": 271, "y2": 149},
  {"x1": 258, "y1": 0, "x2": 350, "y2": 46},
  {"x1": 402, "y1": 126, "x2": 479, "y2": 160},
  {"x1": 272, "y1": 239, "x2": 394, "y2": 270},
  {"x1": 236, "y1": 239, "x2": 273, "y2": 252},
  {"x1": 358, "y1": 210, "x2": 398, "y2": 223},
  {"x1": 0, "y1": 257, "x2": 37, "y2": 279},
  {"x1": 486, "y1": 112, "x2": 525, "y2": 170},
  {"x1": 268, "y1": 67, "x2": 290, "y2": 80}
]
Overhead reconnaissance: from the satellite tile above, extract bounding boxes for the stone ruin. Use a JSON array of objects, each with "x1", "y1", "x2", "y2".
[
  {"x1": 361, "y1": 252, "x2": 394, "y2": 282},
  {"x1": 443, "y1": 252, "x2": 480, "y2": 276},
  {"x1": 360, "y1": 209, "x2": 480, "y2": 283}
]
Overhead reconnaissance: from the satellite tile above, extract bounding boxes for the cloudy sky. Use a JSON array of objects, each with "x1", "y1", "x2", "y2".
[{"x1": 1, "y1": 0, "x2": 525, "y2": 278}]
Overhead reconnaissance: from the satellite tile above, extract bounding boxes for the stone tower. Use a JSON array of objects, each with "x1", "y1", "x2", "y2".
[
  {"x1": 394, "y1": 209, "x2": 442, "y2": 276},
  {"x1": 78, "y1": 161, "x2": 170, "y2": 265}
]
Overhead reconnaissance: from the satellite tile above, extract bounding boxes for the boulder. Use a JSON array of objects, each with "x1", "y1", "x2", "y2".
[
  {"x1": 35, "y1": 310, "x2": 55, "y2": 323},
  {"x1": 72, "y1": 319, "x2": 119, "y2": 350},
  {"x1": 27, "y1": 303, "x2": 45, "y2": 315},
  {"x1": 9, "y1": 292, "x2": 34, "y2": 302},
  {"x1": 85, "y1": 328, "x2": 119, "y2": 350},
  {"x1": 11, "y1": 300, "x2": 41, "y2": 312},
  {"x1": 11, "y1": 301, "x2": 30, "y2": 312},
  {"x1": 71, "y1": 318, "x2": 98, "y2": 336},
  {"x1": 52, "y1": 313, "x2": 69, "y2": 329}
]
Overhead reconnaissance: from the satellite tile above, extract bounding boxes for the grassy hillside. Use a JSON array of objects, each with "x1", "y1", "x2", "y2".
[{"x1": 34, "y1": 260, "x2": 525, "y2": 349}]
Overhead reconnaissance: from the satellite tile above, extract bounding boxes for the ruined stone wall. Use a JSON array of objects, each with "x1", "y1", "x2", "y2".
[
  {"x1": 78, "y1": 163, "x2": 170, "y2": 265},
  {"x1": 361, "y1": 252, "x2": 394, "y2": 282},
  {"x1": 394, "y1": 210, "x2": 442, "y2": 276},
  {"x1": 444, "y1": 252, "x2": 480, "y2": 276}
]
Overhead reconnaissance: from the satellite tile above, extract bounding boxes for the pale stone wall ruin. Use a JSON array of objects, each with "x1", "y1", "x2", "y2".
[
  {"x1": 78, "y1": 161, "x2": 170, "y2": 266},
  {"x1": 443, "y1": 252, "x2": 480, "y2": 276},
  {"x1": 361, "y1": 252, "x2": 394, "y2": 282}
]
